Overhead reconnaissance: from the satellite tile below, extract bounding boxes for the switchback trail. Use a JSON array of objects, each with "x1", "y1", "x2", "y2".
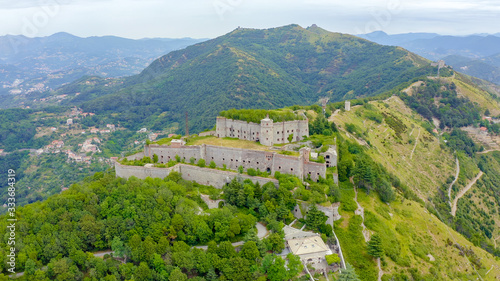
[
  {"x1": 448, "y1": 156, "x2": 460, "y2": 205},
  {"x1": 451, "y1": 171, "x2": 484, "y2": 216},
  {"x1": 410, "y1": 128, "x2": 420, "y2": 160}
]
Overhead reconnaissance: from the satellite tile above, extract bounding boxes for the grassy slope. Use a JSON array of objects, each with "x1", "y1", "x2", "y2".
[
  {"x1": 329, "y1": 95, "x2": 500, "y2": 279},
  {"x1": 330, "y1": 96, "x2": 455, "y2": 199},
  {"x1": 336, "y1": 189, "x2": 500, "y2": 280}
]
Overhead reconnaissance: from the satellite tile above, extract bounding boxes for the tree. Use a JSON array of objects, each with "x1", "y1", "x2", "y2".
[
  {"x1": 367, "y1": 234, "x2": 384, "y2": 258},
  {"x1": 168, "y1": 267, "x2": 187, "y2": 281},
  {"x1": 111, "y1": 237, "x2": 126, "y2": 259},
  {"x1": 134, "y1": 262, "x2": 152, "y2": 281},
  {"x1": 325, "y1": 254, "x2": 341, "y2": 265},
  {"x1": 240, "y1": 241, "x2": 260, "y2": 262},
  {"x1": 338, "y1": 263, "x2": 361, "y2": 281},
  {"x1": 222, "y1": 257, "x2": 252, "y2": 281},
  {"x1": 25, "y1": 258, "x2": 37, "y2": 276},
  {"x1": 287, "y1": 134, "x2": 293, "y2": 143},
  {"x1": 197, "y1": 159, "x2": 206, "y2": 167},
  {"x1": 305, "y1": 205, "x2": 327, "y2": 231},
  {"x1": 209, "y1": 160, "x2": 217, "y2": 168},
  {"x1": 286, "y1": 253, "x2": 303, "y2": 279},
  {"x1": 218, "y1": 241, "x2": 236, "y2": 259},
  {"x1": 153, "y1": 154, "x2": 159, "y2": 163},
  {"x1": 267, "y1": 255, "x2": 287, "y2": 281},
  {"x1": 266, "y1": 233, "x2": 285, "y2": 253}
]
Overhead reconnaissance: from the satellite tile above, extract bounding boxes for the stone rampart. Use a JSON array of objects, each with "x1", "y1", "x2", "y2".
[{"x1": 115, "y1": 162, "x2": 278, "y2": 188}]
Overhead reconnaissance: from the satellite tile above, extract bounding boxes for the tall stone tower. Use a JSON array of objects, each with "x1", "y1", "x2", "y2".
[
  {"x1": 260, "y1": 115, "x2": 274, "y2": 146},
  {"x1": 345, "y1": 100, "x2": 351, "y2": 111}
]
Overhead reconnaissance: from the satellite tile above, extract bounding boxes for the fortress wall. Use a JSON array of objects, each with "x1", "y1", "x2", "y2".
[
  {"x1": 216, "y1": 117, "x2": 261, "y2": 141},
  {"x1": 272, "y1": 154, "x2": 303, "y2": 178},
  {"x1": 205, "y1": 145, "x2": 244, "y2": 170},
  {"x1": 178, "y1": 164, "x2": 278, "y2": 188},
  {"x1": 148, "y1": 145, "x2": 201, "y2": 164},
  {"x1": 241, "y1": 150, "x2": 272, "y2": 171},
  {"x1": 293, "y1": 201, "x2": 341, "y2": 226},
  {"x1": 115, "y1": 162, "x2": 278, "y2": 188},
  {"x1": 304, "y1": 162, "x2": 326, "y2": 182},
  {"x1": 115, "y1": 162, "x2": 176, "y2": 179},
  {"x1": 272, "y1": 120, "x2": 308, "y2": 144},
  {"x1": 216, "y1": 117, "x2": 308, "y2": 146}
]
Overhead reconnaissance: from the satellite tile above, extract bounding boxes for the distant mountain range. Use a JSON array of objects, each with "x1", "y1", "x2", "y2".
[
  {"x1": 48, "y1": 24, "x2": 434, "y2": 133},
  {"x1": 357, "y1": 31, "x2": 500, "y2": 84},
  {"x1": 0, "y1": 32, "x2": 206, "y2": 104}
]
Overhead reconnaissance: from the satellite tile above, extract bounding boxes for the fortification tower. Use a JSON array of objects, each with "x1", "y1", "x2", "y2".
[
  {"x1": 260, "y1": 114, "x2": 274, "y2": 146},
  {"x1": 216, "y1": 116, "x2": 227, "y2": 138}
]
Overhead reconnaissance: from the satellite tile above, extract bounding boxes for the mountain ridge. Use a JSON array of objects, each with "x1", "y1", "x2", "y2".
[{"x1": 51, "y1": 24, "x2": 435, "y2": 133}]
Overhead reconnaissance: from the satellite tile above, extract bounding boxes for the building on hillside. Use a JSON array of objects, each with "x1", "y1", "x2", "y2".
[
  {"x1": 144, "y1": 143, "x2": 327, "y2": 181},
  {"x1": 283, "y1": 225, "x2": 332, "y2": 266},
  {"x1": 345, "y1": 100, "x2": 351, "y2": 111},
  {"x1": 216, "y1": 115, "x2": 309, "y2": 146},
  {"x1": 320, "y1": 146, "x2": 337, "y2": 168}
]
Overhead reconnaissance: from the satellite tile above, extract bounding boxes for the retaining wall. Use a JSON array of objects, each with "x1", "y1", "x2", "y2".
[{"x1": 115, "y1": 162, "x2": 278, "y2": 188}]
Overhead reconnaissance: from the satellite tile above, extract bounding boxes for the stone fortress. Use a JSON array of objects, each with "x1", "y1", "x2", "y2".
[
  {"x1": 144, "y1": 143, "x2": 327, "y2": 182},
  {"x1": 216, "y1": 114, "x2": 309, "y2": 146},
  {"x1": 116, "y1": 113, "x2": 337, "y2": 184}
]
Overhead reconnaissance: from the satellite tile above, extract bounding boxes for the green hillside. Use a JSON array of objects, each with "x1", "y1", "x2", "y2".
[{"x1": 52, "y1": 24, "x2": 435, "y2": 133}]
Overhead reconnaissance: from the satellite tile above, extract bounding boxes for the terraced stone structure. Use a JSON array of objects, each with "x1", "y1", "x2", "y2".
[
  {"x1": 216, "y1": 115, "x2": 309, "y2": 146},
  {"x1": 144, "y1": 143, "x2": 326, "y2": 181}
]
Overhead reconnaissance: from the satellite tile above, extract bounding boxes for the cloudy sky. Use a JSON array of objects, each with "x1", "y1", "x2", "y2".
[{"x1": 0, "y1": 0, "x2": 499, "y2": 39}]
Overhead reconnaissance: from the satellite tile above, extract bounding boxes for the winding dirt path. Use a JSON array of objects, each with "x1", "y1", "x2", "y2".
[
  {"x1": 410, "y1": 128, "x2": 420, "y2": 160},
  {"x1": 352, "y1": 181, "x2": 370, "y2": 243},
  {"x1": 494, "y1": 236, "x2": 500, "y2": 249},
  {"x1": 478, "y1": 149, "x2": 500, "y2": 154},
  {"x1": 448, "y1": 156, "x2": 460, "y2": 205},
  {"x1": 451, "y1": 171, "x2": 484, "y2": 216},
  {"x1": 352, "y1": 181, "x2": 383, "y2": 280}
]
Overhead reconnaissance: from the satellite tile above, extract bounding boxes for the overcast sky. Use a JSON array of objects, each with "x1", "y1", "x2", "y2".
[{"x1": 0, "y1": 0, "x2": 499, "y2": 39}]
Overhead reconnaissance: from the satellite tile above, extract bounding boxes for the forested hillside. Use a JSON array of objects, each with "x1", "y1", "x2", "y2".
[{"x1": 50, "y1": 24, "x2": 435, "y2": 133}]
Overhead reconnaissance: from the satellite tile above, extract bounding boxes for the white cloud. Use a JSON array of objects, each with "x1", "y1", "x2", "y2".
[{"x1": 0, "y1": 0, "x2": 498, "y2": 38}]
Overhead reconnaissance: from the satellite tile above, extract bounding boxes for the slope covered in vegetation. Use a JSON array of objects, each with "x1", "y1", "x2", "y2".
[{"x1": 50, "y1": 24, "x2": 435, "y2": 133}]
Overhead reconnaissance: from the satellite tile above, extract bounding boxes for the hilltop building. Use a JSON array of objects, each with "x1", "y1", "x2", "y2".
[
  {"x1": 216, "y1": 115, "x2": 309, "y2": 146},
  {"x1": 144, "y1": 143, "x2": 326, "y2": 181},
  {"x1": 345, "y1": 101, "x2": 351, "y2": 111}
]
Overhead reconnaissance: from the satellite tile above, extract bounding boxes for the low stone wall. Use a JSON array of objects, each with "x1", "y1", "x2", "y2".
[
  {"x1": 115, "y1": 162, "x2": 278, "y2": 188},
  {"x1": 115, "y1": 162, "x2": 176, "y2": 179},
  {"x1": 293, "y1": 201, "x2": 341, "y2": 225}
]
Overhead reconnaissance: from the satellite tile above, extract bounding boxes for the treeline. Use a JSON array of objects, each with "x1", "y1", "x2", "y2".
[
  {"x1": 400, "y1": 80, "x2": 481, "y2": 129},
  {"x1": 336, "y1": 135, "x2": 419, "y2": 203},
  {"x1": 0, "y1": 172, "x2": 306, "y2": 280},
  {"x1": 431, "y1": 152, "x2": 500, "y2": 258},
  {"x1": 218, "y1": 108, "x2": 304, "y2": 123},
  {"x1": 0, "y1": 153, "x2": 109, "y2": 213},
  {"x1": 69, "y1": 25, "x2": 436, "y2": 135},
  {"x1": 0, "y1": 108, "x2": 51, "y2": 152}
]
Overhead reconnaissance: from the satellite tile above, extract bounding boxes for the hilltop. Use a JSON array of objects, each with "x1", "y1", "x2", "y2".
[
  {"x1": 0, "y1": 33, "x2": 205, "y2": 108},
  {"x1": 47, "y1": 24, "x2": 434, "y2": 133}
]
